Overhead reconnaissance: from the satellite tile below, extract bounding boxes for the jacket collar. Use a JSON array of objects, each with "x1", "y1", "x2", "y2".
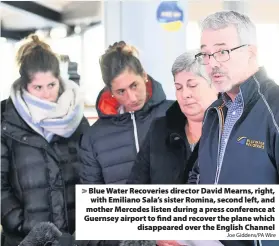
[
  {"x1": 96, "y1": 75, "x2": 167, "y2": 119},
  {"x1": 2, "y1": 98, "x2": 87, "y2": 162},
  {"x1": 210, "y1": 66, "x2": 271, "y2": 109},
  {"x1": 166, "y1": 101, "x2": 186, "y2": 136},
  {"x1": 2, "y1": 99, "x2": 59, "y2": 160}
]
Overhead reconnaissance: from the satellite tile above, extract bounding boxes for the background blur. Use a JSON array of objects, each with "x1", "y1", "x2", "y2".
[{"x1": 1, "y1": 0, "x2": 279, "y2": 124}]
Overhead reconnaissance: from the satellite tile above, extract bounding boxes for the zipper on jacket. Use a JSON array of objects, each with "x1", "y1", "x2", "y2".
[
  {"x1": 214, "y1": 107, "x2": 224, "y2": 184},
  {"x1": 130, "y1": 112, "x2": 140, "y2": 153},
  {"x1": 214, "y1": 101, "x2": 243, "y2": 184},
  {"x1": 198, "y1": 108, "x2": 212, "y2": 185}
]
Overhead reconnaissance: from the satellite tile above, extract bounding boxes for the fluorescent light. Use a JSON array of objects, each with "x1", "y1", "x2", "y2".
[{"x1": 50, "y1": 26, "x2": 68, "y2": 39}]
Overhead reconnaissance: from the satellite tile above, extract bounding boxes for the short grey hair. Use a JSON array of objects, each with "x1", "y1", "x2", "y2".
[
  {"x1": 200, "y1": 11, "x2": 257, "y2": 45},
  {"x1": 171, "y1": 49, "x2": 210, "y2": 82}
]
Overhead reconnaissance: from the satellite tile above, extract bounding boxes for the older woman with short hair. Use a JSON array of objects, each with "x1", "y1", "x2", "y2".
[
  {"x1": 127, "y1": 49, "x2": 217, "y2": 185},
  {"x1": 127, "y1": 50, "x2": 220, "y2": 246}
]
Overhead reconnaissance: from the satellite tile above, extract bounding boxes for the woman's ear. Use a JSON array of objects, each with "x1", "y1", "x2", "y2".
[
  {"x1": 143, "y1": 72, "x2": 148, "y2": 82},
  {"x1": 108, "y1": 87, "x2": 114, "y2": 97}
]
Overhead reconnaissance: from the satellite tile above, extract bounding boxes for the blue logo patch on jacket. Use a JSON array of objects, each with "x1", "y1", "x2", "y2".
[
  {"x1": 237, "y1": 136, "x2": 265, "y2": 149},
  {"x1": 237, "y1": 136, "x2": 247, "y2": 145}
]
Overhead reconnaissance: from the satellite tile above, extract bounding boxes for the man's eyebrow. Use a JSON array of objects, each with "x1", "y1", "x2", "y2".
[
  {"x1": 214, "y1": 43, "x2": 226, "y2": 47},
  {"x1": 201, "y1": 43, "x2": 227, "y2": 49}
]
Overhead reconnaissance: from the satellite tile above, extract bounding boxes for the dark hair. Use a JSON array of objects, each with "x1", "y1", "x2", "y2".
[
  {"x1": 99, "y1": 41, "x2": 144, "y2": 88},
  {"x1": 16, "y1": 34, "x2": 61, "y2": 89}
]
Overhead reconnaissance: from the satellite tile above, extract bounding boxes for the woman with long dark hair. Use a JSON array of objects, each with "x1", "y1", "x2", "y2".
[{"x1": 1, "y1": 35, "x2": 89, "y2": 246}]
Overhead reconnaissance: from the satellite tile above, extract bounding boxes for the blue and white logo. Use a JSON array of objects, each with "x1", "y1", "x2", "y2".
[{"x1": 156, "y1": 1, "x2": 184, "y2": 31}]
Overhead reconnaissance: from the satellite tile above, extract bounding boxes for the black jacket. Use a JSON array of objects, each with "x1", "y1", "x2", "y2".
[
  {"x1": 188, "y1": 67, "x2": 279, "y2": 246},
  {"x1": 189, "y1": 67, "x2": 279, "y2": 185},
  {"x1": 127, "y1": 101, "x2": 198, "y2": 184},
  {"x1": 79, "y1": 76, "x2": 173, "y2": 184},
  {"x1": 1, "y1": 98, "x2": 89, "y2": 246}
]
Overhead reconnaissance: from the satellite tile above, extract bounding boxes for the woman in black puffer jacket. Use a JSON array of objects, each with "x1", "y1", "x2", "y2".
[
  {"x1": 78, "y1": 40, "x2": 173, "y2": 246},
  {"x1": 79, "y1": 41, "x2": 173, "y2": 185},
  {"x1": 1, "y1": 35, "x2": 89, "y2": 246}
]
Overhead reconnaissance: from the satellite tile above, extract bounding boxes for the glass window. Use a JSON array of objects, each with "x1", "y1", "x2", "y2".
[
  {"x1": 47, "y1": 35, "x2": 82, "y2": 75},
  {"x1": 186, "y1": 22, "x2": 201, "y2": 50},
  {"x1": 256, "y1": 24, "x2": 279, "y2": 84},
  {"x1": 0, "y1": 39, "x2": 17, "y2": 100}
]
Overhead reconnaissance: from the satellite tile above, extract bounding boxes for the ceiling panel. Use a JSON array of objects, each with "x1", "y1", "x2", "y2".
[
  {"x1": 37, "y1": 0, "x2": 70, "y2": 12},
  {"x1": 0, "y1": 3, "x2": 63, "y2": 30},
  {"x1": 0, "y1": 1, "x2": 102, "y2": 32}
]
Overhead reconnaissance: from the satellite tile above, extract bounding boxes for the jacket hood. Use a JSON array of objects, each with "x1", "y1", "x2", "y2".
[{"x1": 95, "y1": 75, "x2": 167, "y2": 118}]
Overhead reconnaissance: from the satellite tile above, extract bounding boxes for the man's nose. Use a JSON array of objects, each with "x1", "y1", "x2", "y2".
[{"x1": 208, "y1": 56, "x2": 221, "y2": 68}]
